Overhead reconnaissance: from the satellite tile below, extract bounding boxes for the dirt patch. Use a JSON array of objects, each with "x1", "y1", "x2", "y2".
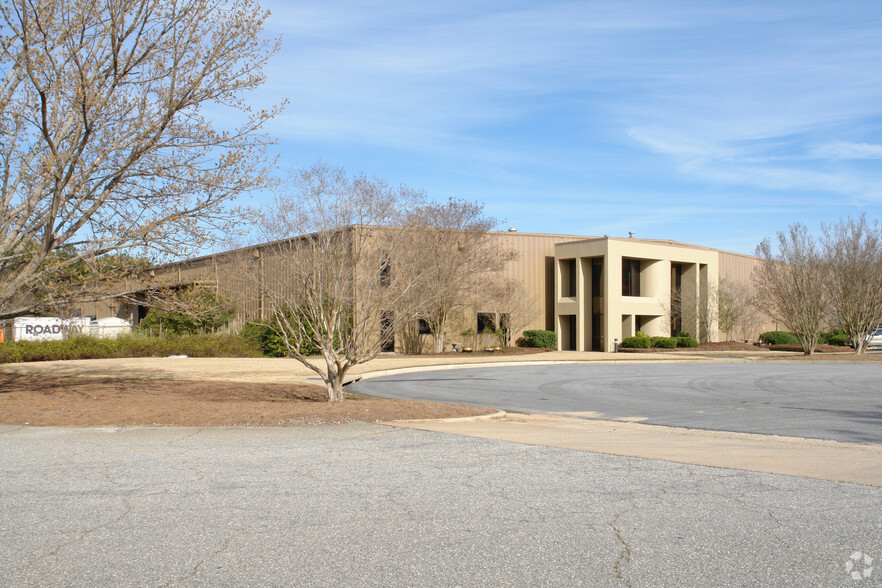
[{"x1": 0, "y1": 374, "x2": 496, "y2": 427}]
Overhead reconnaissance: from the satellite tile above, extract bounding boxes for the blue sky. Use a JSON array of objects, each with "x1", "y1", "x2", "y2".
[{"x1": 243, "y1": 0, "x2": 882, "y2": 255}]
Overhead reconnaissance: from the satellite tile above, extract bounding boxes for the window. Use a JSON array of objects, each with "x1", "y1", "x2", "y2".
[
  {"x1": 622, "y1": 258, "x2": 640, "y2": 297},
  {"x1": 379, "y1": 251, "x2": 391, "y2": 285},
  {"x1": 418, "y1": 319, "x2": 431, "y2": 335},
  {"x1": 380, "y1": 311, "x2": 394, "y2": 351},
  {"x1": 560, "y1": 259, "x2": 577, "y2": 297},
  {"x1": 592, "y1": 258, "x2": 603, "y2": 298},
  {"x1": 477, "y1": 312, "x2": 496, "y2": 333},
  {"x1": 671, "y1": 263, "x2": 682, "y2": 334}
]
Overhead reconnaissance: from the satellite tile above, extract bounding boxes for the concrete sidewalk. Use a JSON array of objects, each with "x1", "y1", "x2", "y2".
[{"x1": 385, "y1": 412, "x2": 882, "y2": 487}]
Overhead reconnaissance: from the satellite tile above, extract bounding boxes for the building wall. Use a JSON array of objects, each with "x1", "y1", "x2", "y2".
[
  {"x1": 490, "y1": 231, "x2": 589, "y2": 331},
  {"x1": 84, "y1": 228, "x2": 773, "y2": 351},
  {"x1": 718, "y1": 251, "x2": 776, "y2": 340}
]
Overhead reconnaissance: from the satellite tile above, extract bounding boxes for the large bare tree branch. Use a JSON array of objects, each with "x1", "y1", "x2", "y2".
[{"x1": 0, "y1": 0, "x2": 282, "y2": 319}]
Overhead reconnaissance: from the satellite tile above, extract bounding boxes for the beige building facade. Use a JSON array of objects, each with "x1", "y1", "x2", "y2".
[
  {"x1": 80, "y1": 229, "x2": 769, "y2": 352},
  {"x1": 554, "y1": 237, "x2": 721, "y2": 352}
]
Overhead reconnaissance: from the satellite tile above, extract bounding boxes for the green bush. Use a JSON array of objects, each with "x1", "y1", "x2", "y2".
[
  {"x1": 676, "y1": 336, "x2": 699, "y2": 348},
  {"x1": 817, "y1": 330, "x2": 849, "y2": 346},
  {"x1": 521, "y1": 330, "x2": 556, "y2": 349},
  {"x1": 759, "y1": 331, "x2": 799, "y2": 345},
  {"x1": 620, "y1": 335, "x2": 650, "y2": 349},
  {"x1": 239, "y1": 319, "x2": 322, "y2": 357},
  {"x1": 675, "y1": 331, "x2": 692, "y2": 338},
  {"x1": 650, "y1": 336, "x2": 678, "y2": 349},
  {"x1": 0, "y1": 334, "x2": 261, "y2": 363},
  {"x1": 139, "y1": 288, "x2": 234, "y2": 336}
]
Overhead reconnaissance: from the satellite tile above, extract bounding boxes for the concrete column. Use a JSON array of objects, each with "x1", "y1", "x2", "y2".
[
  {"x1": 621, "y1": 314, "x2": 634, "y2": 338},
  {"x1": 606, "y1": 252, "x2": 623, "y2": 352},
  {"x1": 579, "y1": 257, "x2": 592, "y2": 351}
]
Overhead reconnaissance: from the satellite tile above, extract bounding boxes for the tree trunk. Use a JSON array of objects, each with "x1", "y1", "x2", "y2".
[
  {"x1": 433, "y1": 328, "x2": 445, "y2": 353},
  {"x1": 323, "y1": 358, "x2": 347, "y2": 402},
  {"x1": 328, "y1": 377, "x2": 345, "y2": 402},
  {"x1": 432, "y1": 318, "x2": 447, "y2": 353}
]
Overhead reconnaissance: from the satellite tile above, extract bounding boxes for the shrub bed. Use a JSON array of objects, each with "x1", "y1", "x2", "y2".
[
  {"x1": 620, "y1": 335, "x2": 650, "y2": 349},
  {"x1": 0, "y1": 334, "x2": 261, "y2": 363},
  {"x1": 650, "y1": 337, "x2": 678, "y2": 349},
  {"x1": 521, "y1": 330, "x2": 557, "y2": 349},
  {"x1": 676, "y1": 336, "x2": 699, "y2": 348}
]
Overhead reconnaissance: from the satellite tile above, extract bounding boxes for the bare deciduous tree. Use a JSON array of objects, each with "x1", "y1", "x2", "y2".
[
  {"x1": 753, "y1": 224, "x2": 828, "y2": 355},
  {"x1": 716, "y1": 279, "x2": 759, "y2": 341},
  {"x1": 0, "y1": 0, "x2": 280, "y2": 319},
  {"x1": 245, "y1": 163, "x2": 425, "y2": 402},
  {"x1": 667, "y1": 285, "x2": 717, "y2": 342},
  {"x1": 820, "y1": 215, "x2": 882, "y2": 354},
  {"x1": 405, "y1": 198, "x2": 516, "y2": 352},
  {"x1": 474, "y1": 278, "x2": 540, "y2": 346}
]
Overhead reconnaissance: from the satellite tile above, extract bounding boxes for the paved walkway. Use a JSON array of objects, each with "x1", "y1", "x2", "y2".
[{"x1": 389, "y1": 413, "x2": 882, "y2": 486}]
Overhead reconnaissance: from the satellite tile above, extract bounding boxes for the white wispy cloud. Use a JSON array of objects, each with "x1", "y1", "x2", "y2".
[{"x1": 810, "y1": 141, "x2": 882, "y2": 160}]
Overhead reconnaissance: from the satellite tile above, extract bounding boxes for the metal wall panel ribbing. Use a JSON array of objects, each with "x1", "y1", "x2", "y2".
[{"x1": 491, "y1": 232, "x2": 593, "y2": 331}]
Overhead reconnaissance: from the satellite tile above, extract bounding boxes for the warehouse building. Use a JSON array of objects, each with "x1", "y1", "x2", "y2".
[{"x1": 81, "y1": 229, "x2": 769, "y2": 352}]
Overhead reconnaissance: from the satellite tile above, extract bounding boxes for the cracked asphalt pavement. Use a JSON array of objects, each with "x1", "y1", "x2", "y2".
[{"x1": 1, "y1": 424, "x2": 880, "y2": 586}]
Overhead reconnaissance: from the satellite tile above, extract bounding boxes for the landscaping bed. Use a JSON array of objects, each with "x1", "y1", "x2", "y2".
[{"x1": 0, "y1": 374, "x2": 496, "y2": 427}]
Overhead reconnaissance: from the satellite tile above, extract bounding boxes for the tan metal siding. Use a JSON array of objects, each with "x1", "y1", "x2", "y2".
[{"x1": 491, "y1": 232, "x2": 590, "y2": 331}]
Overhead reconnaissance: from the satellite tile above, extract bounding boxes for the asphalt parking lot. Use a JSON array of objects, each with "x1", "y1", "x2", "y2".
[
  {"x1": 351, "y1": 362, "x2": 882, "y2": 444},
  {"x1": 1, "y1": 424, "x2": 880, "y2": 586}
]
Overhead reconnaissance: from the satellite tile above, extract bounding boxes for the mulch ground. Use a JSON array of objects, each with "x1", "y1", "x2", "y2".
[{"x1": 0, "y1": 374, "x2": 496, "y2": 427}]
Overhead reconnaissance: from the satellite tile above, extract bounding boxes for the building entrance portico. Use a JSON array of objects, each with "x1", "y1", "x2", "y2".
[{"x1": 554, "y1": 237, "x2": 719, "y2": 352}]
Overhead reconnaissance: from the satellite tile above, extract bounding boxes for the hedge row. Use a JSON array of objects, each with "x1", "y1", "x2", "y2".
[
  {"x1": 0, "y1": 334, "x2": 261, "y2": 364},
  {"x1": 619, "y1": 335, "x2": 698, "y2": 349},
  {"x1": 760, "y1": 330, "x2": 850, "y2": 347}
]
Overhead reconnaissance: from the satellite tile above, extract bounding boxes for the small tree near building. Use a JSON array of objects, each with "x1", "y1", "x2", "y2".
[
  {"x1": 716, "y1": 280, "x2": 759, "y2": 341},
  {"x1": 405, "y1": 198, "x2": 516, "y2": 352},
  {"x1": 244, "y1": 163, "x2": 425, "y2": 402},
  {"x1": 753, "y1": 224, "x2": 828, "y2": 355},
  {"x1": 820, "y1": 215, "x2": 882, "y2": 354}
]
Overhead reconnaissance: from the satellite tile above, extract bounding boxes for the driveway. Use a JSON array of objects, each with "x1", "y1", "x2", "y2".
[
  {"x1": 350, "y1": 362, "x2": 882, "y2": 444},
  {"x1": 1, "y1": 424, "x2": 879, "y2": 586}
]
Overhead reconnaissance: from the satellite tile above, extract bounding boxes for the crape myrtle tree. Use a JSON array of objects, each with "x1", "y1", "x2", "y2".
[
  {"x1": 820, "y1": 215, "x2": 882, "y2": 354},
  {"x1": 0, "y1": 0, "x2": 280, "y2": 319},
  {"x1": 753, "y1": 223, "x2": 828, "y2": 355},
  {"x1": 404, "y1": 198, "x2": 517, "y2": 353},
  {"x1": 716, "y1": 279, "x2": 759, "y2": 342},
  {"x1": 473, "y1": 278, "x2": 539, "y2": 346},
  {"x1": 245, "y1": 163, "x2": 427, "y2": 402}
]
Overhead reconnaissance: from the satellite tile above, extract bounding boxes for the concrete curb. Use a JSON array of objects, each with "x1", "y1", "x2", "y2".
[{"x1": 380, "y1": 410, "x2": 508, "y2": 425}]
